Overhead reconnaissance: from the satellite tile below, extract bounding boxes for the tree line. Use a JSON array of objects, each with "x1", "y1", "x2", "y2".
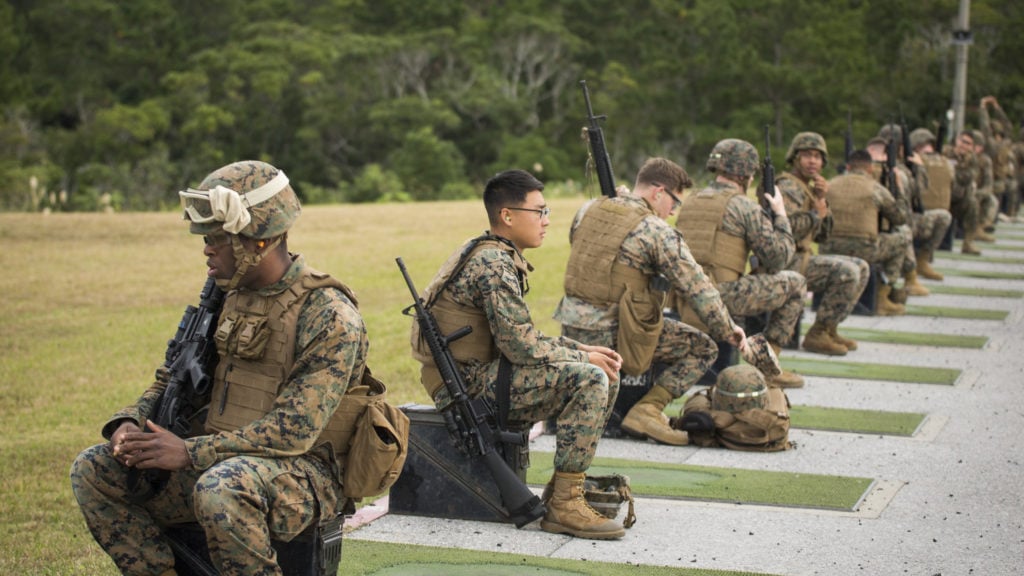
[{"x1": 1, "y1": 0, "x2": 1021, "y2": 212}]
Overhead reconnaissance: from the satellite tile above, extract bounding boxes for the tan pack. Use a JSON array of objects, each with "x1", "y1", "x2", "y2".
[
  {"x1": 336, "y1": 369, "x2": 411, "y2": 499},
  {"x1": 677, "y1": 388, "x2": 793, "y2": 452}
]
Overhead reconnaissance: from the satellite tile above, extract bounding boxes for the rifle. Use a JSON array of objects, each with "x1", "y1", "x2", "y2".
[
  {"x1": 881, "y1": 121, "x2": 903, "y2": 232},
  {"x1": 760, "y1": 125, "x2": 776, "y2": 223},
  {"x1": 900, "y1": 105, "x2": 924, "y2": 213},
  {"x1": 127, "y1": 277, "x2": 224, "y2": 503},
  {"x1": 580, "y1": 80, "x2": 617, "y2": 198},
  {"x1": 839, "y1": 109, "x2": 853, "y2": 175},
  {"x1": 935, "y1": 119, "x2": 947, "y2": 155},
  {"x1": 396, "y1": 257, "x2": 546, "y2": 528}
]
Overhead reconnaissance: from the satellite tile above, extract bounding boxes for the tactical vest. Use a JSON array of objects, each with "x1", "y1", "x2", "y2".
[
  {"x1": 993, "y1": 141, "x2": 1015, "y2": 180},
  {"x1": 411, "y1": 235, "x2": 529, "y2": 398},
  {"x1": 563, "y1": 197, "x2": 664, "y2": 375},
  {"x1": 675, "y1": 187, "x2": 748, "y2": 284},
  {"x1": 919, "y1": 153, "x2": 953, "y2": 210},
  {"x1": 827, "y1": 174, "x2": 878, "y2": 240},
  {"x1": 206, "y1": 266, "x2": 364, "y2": 469},
  {"x1": 564, "y1": 197, "x2": 653, "y2": 305},
  {"x1": 776, "y1": 172, "x2": 815, "y2": 256}
]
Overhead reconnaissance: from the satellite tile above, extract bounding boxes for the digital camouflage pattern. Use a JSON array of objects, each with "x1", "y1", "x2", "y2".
[
  {"x1": 945, "y1": 146, "x2": 982, "y2": 234},
  {"x1": 555, "y1": 195, "x2": 739, "y2": 400},
  {"x1": 785, "y1": 132, "x2": 829, "y2": 166},
  {"x1": 706, "y1": 138, "x2": 760, "y2": 178},
  {"x1": 776, "y1": 170, "x2": 867, "y2": 330},
  {"x1": 712, "y1": 365, "x2": 768, "y2": 413},
  {"x1": 187, "y1": 160, "x2": 302, "y2": 238},
  {"x1": 687, "y1": 180, "x2": 804, "y2": 346},
  {"x1": 70, "y1": 256, "x2": 367, "y2": 575},
  {"x1": 910, "y1": 128, "x2": 937, "y2": 151},
  {"x1": 820, "y1": 168, "x2": 909, "y2": 278},
  {"x1": 911, "y1": 209, "x2": 953, "y2": 253},
  {"x1": 429, "y1": 241, "x2": 612, "y2": 473}
]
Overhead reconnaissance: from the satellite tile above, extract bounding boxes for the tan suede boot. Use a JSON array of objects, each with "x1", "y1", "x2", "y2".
[
  {"x1": 904, "y1": 270, "x2": 930, "y2": 296},
  {"x1": 620, "y1": 385, "x2": 688, "y2": 445},
  {"x1": 961, "y1": 231, "x2": 982, "y2": 255},
  {"x1": 540, "y1": 471, "x2": 626, "y2": 539},
  {"x1": 876, "y1": 284, "x2": 906, "y2": 316},
  {"x1": 767, "y1": 342, "x2": 805, "y2": 388},
  {"x1": 829, "y1": 326, "x2": 858, "y2": 351},
  {"x1": 976, "y1": 229, "x2": 996, "y2": 243},
  {"x1": 916, "y1": 249, "x2": 944, "y2": 281},
  {"x1": 802, "y1": 322, "x2": 847, "y2": 356}
]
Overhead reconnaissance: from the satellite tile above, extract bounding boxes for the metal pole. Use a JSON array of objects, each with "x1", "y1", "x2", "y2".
[{"x1": 950, "y1": 0, "x2": 972, "y2": 138}]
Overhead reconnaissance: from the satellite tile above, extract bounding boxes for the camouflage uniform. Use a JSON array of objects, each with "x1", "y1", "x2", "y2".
[
  {"x1": 980, "y1": 103, "x2": 1020, "y2": 218},
  {"x1": 555, "y1": 194, "x2": 737, "y2": 399},
  {"x1": 679, "y1": 179, "x2": 804, "y2": 347},
  {"x1": 970, "y1": 130, "x2": 999, "y2": 229},
  {"x1": 70, "y1": 162, "x2": 365, "y2": 576},
  {"x1": 777, "y1": 135, "x2": 869, "y2": 350},
  {"x1": 945, "y1": 145, "x2": 983, "y2": 245},
  {"x1": 432, "y1": 236, "x2": 612, "y2": 473},
  {"x1": 820, "y1": 167, "x2": 908, "y2": 280}
]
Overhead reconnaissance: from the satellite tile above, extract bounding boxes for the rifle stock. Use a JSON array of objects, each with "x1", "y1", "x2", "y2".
[
  {"x1": 127, "y1": 277, "x2": 224, "y2": 503},
  {"x1": 580, "y1": 80, "x2": 617, "y2": 198},
  {"x1": 397, "y1": 257, "x2": 545, "y2": 528}
]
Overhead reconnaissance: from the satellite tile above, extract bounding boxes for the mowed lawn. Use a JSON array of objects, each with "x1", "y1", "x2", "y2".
[{"x1": 0, "y1": 195, "x2": 590, "y2": 575}]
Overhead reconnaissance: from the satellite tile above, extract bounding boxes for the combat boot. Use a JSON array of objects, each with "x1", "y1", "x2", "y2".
[
  {"x1": 888, "y1": 284, "x2": 908, "y2": 304},
  {"x1": 829, "y1": 326, "x2": 858, "y2": 351},
  {"x1": 976, "y1": 229, "x2": 996, "y2": 243},
  {"x1": 620, "y1": 385, "x2": 689, "y2": 445},
  {"x1": 540, "y1": 471, "x2": 626, "y2": 540},
  {"x1": 802, "y1": 322, "x2": 847, "y2": 356},
  {"x1": 904, "y1": 270, "x2": 930, "y2": 296},
  {"x1": 916, "y1": 249, "x2": 944, "y2": 281},
  {"x1": 767, "y1": 342, "x2": 805, "y2": 388},
  {"x1": 876, "y1": 284, "x2": 906, "y2": 316},
  {"x1": 961, "y1": 231, "x2": 982, "y2": 255}
]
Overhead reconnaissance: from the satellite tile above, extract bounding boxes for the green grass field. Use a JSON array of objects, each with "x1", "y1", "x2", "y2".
[{"x1": 0, "y1": 198, "x2": 597, "y2": 575}]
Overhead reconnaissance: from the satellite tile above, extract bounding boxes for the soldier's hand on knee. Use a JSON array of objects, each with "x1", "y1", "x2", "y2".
[
  {"x1": 728, "y1": 325, "x2": 747, "y2": 349},
  {"x1": 587, "y1": 351, "x2": 621, "y2": 383}
]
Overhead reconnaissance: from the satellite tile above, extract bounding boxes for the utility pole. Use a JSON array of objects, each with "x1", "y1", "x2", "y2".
[{"x1": 950, "y1": 0, "x2": 972, "y2": 138}]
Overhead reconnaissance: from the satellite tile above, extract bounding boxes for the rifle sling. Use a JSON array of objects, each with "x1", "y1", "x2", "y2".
[{"x1": 495, "y1": 354, "x2": 513, "y2": 432}]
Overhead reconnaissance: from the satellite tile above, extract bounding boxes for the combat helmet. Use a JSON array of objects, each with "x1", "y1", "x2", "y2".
[
  {"x1": 785, "y1": 132, "x2": 829, "y2": 166},
  {"x1": 706, "y1": 139, "x2": 760, "y2": 179},
  {"x1": 970, "y1": 129, "x2": 987, "y2": 148},
  {"x1": 179, "y1": 160, "x2": 301, "y2": 290},
  {"x1": 711, "y1": 365, "x2": 768, "y2": 413},
  {"x1": 180, "y1": 160, "x2": 300, "y2": 239},
  {"x1": 909, "y1": 128, "x2": 937, "y2": 151},
  {"x1": 877, "y1": 123, "x2": 903, "y2": 145}
]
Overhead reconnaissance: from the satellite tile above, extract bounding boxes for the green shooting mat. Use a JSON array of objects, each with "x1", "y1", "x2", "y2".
[
  {"x1": 527, "y1": 453, "x2": 873, "y2": 511},
  {"x1": 779, "y1": 358, "x2": 961, "y2": 385},
  {"x1": 799, "y1": 325, "x2": 988, "y2": 348},
  {"x1": 924, "y1": 284, "x2": 1023, "y2": 298},
  {"x1": 341, "y1": 540, "x2": 777, "y2": 576}
]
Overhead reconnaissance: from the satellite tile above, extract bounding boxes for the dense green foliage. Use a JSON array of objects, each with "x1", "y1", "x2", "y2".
[{"x1": 1, "y1": 0, "x2": 1022, "y2": 211}]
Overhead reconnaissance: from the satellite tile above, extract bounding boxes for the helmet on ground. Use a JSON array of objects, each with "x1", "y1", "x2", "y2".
[
  {"x1": 180, "y1": 160, "x2": 300, "y2": 238},
  {"x1": 785, "y1": 132, "x2": 829, "y2": 166},
  {"x1": 706, "y1": 139, "x2": 760, "y2": 179},
  {"x1": 711, "y1": 365, "x2": 768, "y2": 413},
  {"x1": 909, "y1": 128, "x2": 937, "y2": 151}
]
